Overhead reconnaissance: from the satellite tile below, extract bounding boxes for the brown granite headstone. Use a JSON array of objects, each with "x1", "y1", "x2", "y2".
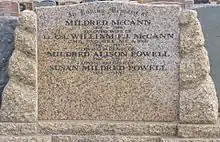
[
  {"x1": 36, "y1": 2, "x2": 181, "y2": 121},
  {"x1": 0, "y1": 1, "x2": 19, "y2": 16}
]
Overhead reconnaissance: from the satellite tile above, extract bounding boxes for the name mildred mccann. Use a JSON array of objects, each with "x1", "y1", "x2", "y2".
[{"x1": 65, "y1": 19, "x2": 151, "y2": 26}]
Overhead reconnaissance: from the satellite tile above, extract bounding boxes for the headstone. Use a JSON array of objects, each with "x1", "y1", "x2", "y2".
[
  {"x1": 195, "y1": 5, "x2": 220, "y2": 108},
  {"x1": 20, "y1": 2, "x2": 34, "y2": 11},
  {"x1": 37, "y1": 0, "x2": 56, "y2": 7},
  {"x1": 0, "y1": 1, "x2": 20, "y2": 16},
  {"x1": 33, "y1": 1, "x2": 40, "y2": 9},
  {"x1": 184, "y1": 0, "x2": 194, "y2": 9},
  {"x1": 82, "y1": 0, "x2": 98, "y2": 2},
  {"x1": 138, "y1": 0, "x2": 153, "y2": 3},
  {"x1": 57, "y1": 0, "x2": 83, "y2": 4},
  {"x1": 112, "y1": 0, "x2": 129, "y2": 1},
  {"x1": 129, "y1": 1, "x2": 138, "y2": 3},
  {"x1": 36, "y1": 2, "x2": 180, "y2": 121},
  {"x1": 82, "y1": 0, "x2": 114, "y2": 2},
  {"x1": 20, "y1": 3, "x2": 26, "y2": 11},
  {"x1": 59, "y1": 1, "x2": 78, "y2": 5},
  {"x1": 194, "y1": 0, "x2": 210, "y2": 4}
]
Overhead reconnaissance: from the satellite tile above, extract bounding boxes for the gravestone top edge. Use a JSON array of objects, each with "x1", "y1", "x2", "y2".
[{"x1": 35, "y1": 1, "x2": 181, "y2": 11}]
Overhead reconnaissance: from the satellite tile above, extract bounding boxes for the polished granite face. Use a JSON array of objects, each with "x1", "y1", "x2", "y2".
[{"x1": 36, "y1": 2, "x2": 180, "y2": 121}]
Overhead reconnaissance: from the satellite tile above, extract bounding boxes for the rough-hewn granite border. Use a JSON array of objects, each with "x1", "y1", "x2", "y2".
[
  {"x1": 0, "y1": 10, "x2": 37, "y2": 122},
  {"x1": 0, "y1": 7, "x2": 219, "y2": 140},
  {"x1": 0, "y1": 17, "x2": 19, "y2": 106},
  {"x1": 179, "y1": 10, "x2": 218, "y2": 124}
]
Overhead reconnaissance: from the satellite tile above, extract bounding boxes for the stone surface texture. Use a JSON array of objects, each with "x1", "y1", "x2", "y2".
[
  {"x1": 52, "y1": 135, "x2": 161, "y2": 142},
  {"x1": 0, "y1": 17, "x2": 18, "y2": 106},
  {"x1": 178, "y1": 120, "x2": 220, "y2": 138},
  {"x1": 162, "y1": 138, "x2": 220, "y2": 142},
  {"x1": 37, "y1": 2, "x2": 180, "y2": 121},
  {"x1": 194, "y1": 5, "x2": 220, "y2": 109},
  {"x1": 0, "y1": 136, "x2": 51, "y2": 142},
  {"x1": 0, "y1": 10, "x2": 37, "y2": 122},
  {"x1": 179, "y1": 10, "x2": 218, "y2": 124},
  {"x1": 37, "y1": 121, "x2": 177, "y2": 136},
  {"x1": 0, "y1": 123, "x2": 36, "y2": 136}
]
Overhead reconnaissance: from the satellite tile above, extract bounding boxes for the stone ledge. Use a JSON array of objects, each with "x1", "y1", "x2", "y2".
[
  {"x1": 162, "y1": 138, "x2": 220, "y2": 142},
  {"x1": 0, "y1": 121, "x2": 177, "y2": 136},
  {"x1": 178, "y1": 119, "x2": 220, "y2": 138},
  {"x1": 1, "y1": 136, "x2": 220, "y2": 142},
  {"x1": 2, "y1": 119, "x2": 220, "y2": 138},
  {"x1": 0, "y1": 123, "x2": 36, "y2": 136},
  {"x1": 52, "y1": 135, "x2": 161, "y2": 142},
  {"x1": 37, "y1": 121, "x2": 177, "y2": 136},
  {"x1": 0, "y1": 136, "x2": 51, "y2": 142}
]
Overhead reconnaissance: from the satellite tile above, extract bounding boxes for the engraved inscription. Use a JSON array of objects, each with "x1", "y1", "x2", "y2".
[
  {"x1": 40, "y1": 7, "x2": 177, "y2": 75},
  {"x1": 37, "y1": 3, "x2": 180, "y2": 121}
]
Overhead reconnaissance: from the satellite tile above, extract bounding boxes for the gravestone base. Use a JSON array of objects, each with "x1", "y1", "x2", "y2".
[
  {"x1": 0, "y1": 5, "x2": 219, "y2": 141},
  {"x1": 0, "y1": 120, "x2": 220, "y2": 141}
]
